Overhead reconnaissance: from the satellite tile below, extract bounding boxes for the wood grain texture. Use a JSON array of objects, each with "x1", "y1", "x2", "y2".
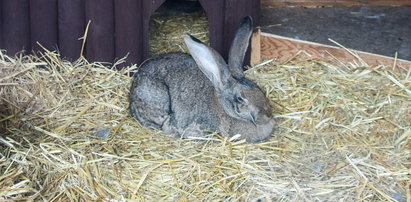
[
  {"x1": 1, "y1": 0, "x2": 261, "y2": 66},
  {"x1": 114, "y1": 0, "x2": 142, "y2": 68},
  {"x1": 250, "y1": 29, "x2": 261, "y2": 66},
  {"x1": 142, "y1": 0, "x2": 166, "y2": 59},
  {"x1": 258, "y1": 32, "x2": 411, "y2": 68},
  {"x1": 199, "y1": 0, "x2": 225, "y2": 55},
  {"x1": 85, "y1": 0, "x2": 115, "y2": 63},
  {"x1": 223, "y1": 0, "x2": 260, "y2": 64},
  {"x1": 58, "y1": 0, "x2": 85, "y2": 61},
  {"x1": 261, "y1": 0, "x2": 411, "y2": 6},
  {"x1": 2, "y1": 0, "x2": 31, "y2": 54},
  {"x1": 30, "y1": 0, "x2": 58, "y2": 53}
]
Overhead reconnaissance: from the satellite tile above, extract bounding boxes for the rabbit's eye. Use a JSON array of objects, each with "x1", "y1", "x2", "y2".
[{"x1": 236, "y1": 96, "x2": 245, "y2": 103}]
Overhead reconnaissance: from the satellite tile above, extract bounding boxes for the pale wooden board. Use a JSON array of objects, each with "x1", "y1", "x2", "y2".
[
  {"x1": 251, "y1": 31, "x2": 411, "y2": 69},
  {"x1": 261, "y1": 0, "x2": 411, "y2": 6},
  {"x1": 250, "y1": 29, "x2": 261, "y2": 66}
]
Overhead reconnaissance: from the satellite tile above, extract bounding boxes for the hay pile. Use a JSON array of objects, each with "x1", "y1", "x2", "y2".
[
  {"x1": 149, "y1": 11, "x2": 209, "y2": 55},
  {"x1": 0, "y1": 47, "x2": 410, "y2": 201}
]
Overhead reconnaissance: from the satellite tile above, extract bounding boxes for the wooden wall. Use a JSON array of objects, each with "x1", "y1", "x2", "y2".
[
  {"x1": 0, "y1": 0, "x2": 260, "y2": 67},
  {"x1": 262, "y1": 0, "x2": 411, "y2": 6},
  {"x1": 1, "y1": 0, "x2": 409, "y2": 66},
  {"x1": 58, "y1": 0, "x2": 85, "y2": 61},
  {"x1": 2, "y1": 0, "x2": 31, "y2": 55}
]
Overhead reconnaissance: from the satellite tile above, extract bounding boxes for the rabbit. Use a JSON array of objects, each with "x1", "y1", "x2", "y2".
[{"x1": 129, "y1": 16, "x2": 274, "y2": 142}]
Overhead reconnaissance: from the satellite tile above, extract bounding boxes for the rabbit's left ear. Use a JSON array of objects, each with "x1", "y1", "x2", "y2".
[
  {"x1": 184, "y1": 35, "x2": 231, "y2": 92},
  {"x1": 228, "y1": 16, "x2": 253, "y2": 79}
]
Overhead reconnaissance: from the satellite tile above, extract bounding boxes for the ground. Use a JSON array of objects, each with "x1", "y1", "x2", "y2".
[{"x1": 260, "y1": 6, "x2": 411, "y2": 61}]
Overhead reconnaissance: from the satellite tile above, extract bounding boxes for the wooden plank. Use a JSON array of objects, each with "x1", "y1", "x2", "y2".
[
  {"x1": 250, "y1": 29, "x2": 261, "y2": 66},
  {"x1": 223, "y1": 0, "x2": 260, "y2": 63},
  {"x1": 2, "y1": 0, "x2": 31, "y2": 55},
  {"x1": 58, "y1": 0, "x2": 85, "y2": 61},
  {"x1": 114, "y1": 0, "x2": 142, "y2": 68},
  {"x1": 261, "y1": 0, "x2": 411, "y2": 6},
  {"x1": 142, "y1": 0, "x2": 166, "y2": 59},
  {"x1": 30, "y1": 0, "x2": 58, "y2": 53},
  {"x1": 85, "y1": 0, "x2": 115, "y2": 63},
  {"x1": 258, "y1": 32, "x2": 411, "y2": 68},
  {"x1": 199, "y1": 0, "x2": 225, "y2": 55}
]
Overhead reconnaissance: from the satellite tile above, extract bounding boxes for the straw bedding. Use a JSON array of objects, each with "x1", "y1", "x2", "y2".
[
  {"x1": 149, "y1": 11, "x2": 209, "y2": 55},
  {"x1": 1, "y1": 44, "x2": 409, "y2": 201},
  {"x1": 0, "y1": 11, "x2": 410, "y2": 201}
]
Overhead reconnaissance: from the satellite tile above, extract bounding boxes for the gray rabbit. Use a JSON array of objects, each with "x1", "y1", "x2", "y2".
[{"x1": 129, "y1": 16, "x2": 274, "y2": 142}]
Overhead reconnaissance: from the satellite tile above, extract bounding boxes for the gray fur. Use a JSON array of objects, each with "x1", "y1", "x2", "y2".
[
  {"x1": 228, "y1": 16, "x2": 253, "y2": 79},
  {"x1": 129, "y1": 16, "x2": 274, "y2": 142}
]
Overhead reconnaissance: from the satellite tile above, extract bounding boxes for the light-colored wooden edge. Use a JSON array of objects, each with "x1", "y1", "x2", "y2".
[
  {"x1": 250, "y1": 30, "x2": 411, "y2": 69},
  {"x1": 261, "y1": 0, "x2": 411, "y2": 6},
  {"x1": 250, "y1": 29, "x2": 261, "y2": 66}
]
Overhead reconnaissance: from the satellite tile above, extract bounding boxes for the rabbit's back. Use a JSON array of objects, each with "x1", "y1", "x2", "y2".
[
  {"x1": 130, "y1": 16, "x2": 274, "y2": 142},
  {"x1": 129, "y1": 52, "x2": 221, "y2": 137}
]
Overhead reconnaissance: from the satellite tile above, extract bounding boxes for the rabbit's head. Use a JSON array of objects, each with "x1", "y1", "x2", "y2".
[{"x1": 184, "y1": 16, "x2": 273, "y2": 128}]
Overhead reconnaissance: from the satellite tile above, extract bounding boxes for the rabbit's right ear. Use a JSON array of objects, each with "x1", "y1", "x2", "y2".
[
  {"x1": 184, "y1": 35, "x2": 231, "y2": 91},
  {"x1": 228, "y1": 16, "x2": 253, "y2": 79}
]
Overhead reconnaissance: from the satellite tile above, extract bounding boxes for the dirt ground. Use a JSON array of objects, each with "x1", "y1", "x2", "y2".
[{"x1": 260, "y1": 6, "x2": 411, "y2": 61}]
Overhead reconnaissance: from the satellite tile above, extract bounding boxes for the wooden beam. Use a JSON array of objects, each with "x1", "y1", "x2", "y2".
[
  {"x1": 261, "y1": 0, "x2": 411, "y2": 6},
  {"x1": 254, "y1": 31, "x2": 411, "y2": 69}
]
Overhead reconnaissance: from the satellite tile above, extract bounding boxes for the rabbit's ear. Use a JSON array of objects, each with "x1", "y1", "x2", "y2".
[
  {"x1": 184, "y1": 35, "x2": 231, "y2": 91},
  {"x1": 228, "y1": 16, "x2": 253, "y2": 79}
]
